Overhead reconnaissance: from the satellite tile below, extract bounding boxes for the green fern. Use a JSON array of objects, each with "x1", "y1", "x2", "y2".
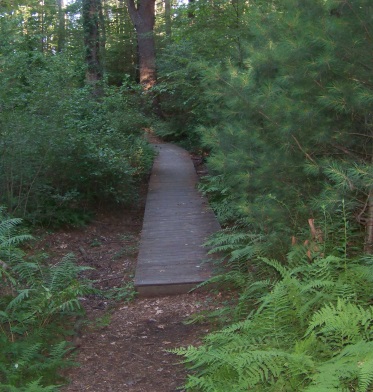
[
  {"x1": 6, "y1": 289, "x2": 34, "y2": 311},
  {"x1": 0, "y1": 211, "x2": 93, "y2": 388},
  {"x1": 306, "y1": 299, "x2": 373, "y2": 349},
  {"x1": 176, "y1": 247, "x2": 373, "y2": 391},
  {"x1": 0, "y1": 378, "x2": 60, "y2": 391},
  {"x1": 0, "y1": 209, "x2": 33, "y2": 286},
  {"x1": 205, "y1": 228, "x2": 264, "y2": 270},
  {"x1": 173, "y1": 335, "x2": 314, "y2": 391},
  {"x1": 305, "y1": 341, "x2": 373, "y2": 392},
  {"x1": 11, "y1": 262, "x2": 40, "y2": 286},
  {"x1": 258, "y1": 257, "x2": 290, "y2": 279}
]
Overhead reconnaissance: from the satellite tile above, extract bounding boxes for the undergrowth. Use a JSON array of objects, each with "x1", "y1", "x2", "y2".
[
  {"x1": 0, "y1": 209, "x2": 95, "y2": 390},
  {"x1": 174, "y1": 207, "x2": 373, "y2": 391},
  {"x1": 0, "y1": 53, "x2": 155, "y2": 227}
]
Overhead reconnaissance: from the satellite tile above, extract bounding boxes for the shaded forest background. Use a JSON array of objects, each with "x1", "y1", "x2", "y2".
[{"x1": 1, "y1": 0, "x2": 373, "y2": 390}]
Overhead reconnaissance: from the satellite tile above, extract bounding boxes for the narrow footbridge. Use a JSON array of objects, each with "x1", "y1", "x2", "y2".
[{"x1": 134, "y1": 143, "x2": 220, "y2": 296}]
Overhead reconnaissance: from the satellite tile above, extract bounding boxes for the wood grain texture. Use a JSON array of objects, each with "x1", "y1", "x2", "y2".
[{"x1": 134, "y1": 144, "x2": 220, "y2": 296}]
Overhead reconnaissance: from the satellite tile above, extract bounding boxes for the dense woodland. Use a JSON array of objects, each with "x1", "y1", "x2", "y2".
[{"x1": 1, "y1": 0, "x2": 373, "y2": 390}]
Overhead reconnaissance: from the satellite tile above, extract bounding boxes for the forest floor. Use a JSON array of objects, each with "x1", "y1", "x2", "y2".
[{"x1": 33, "y1": 170, "x2": 223, "y2": 391}]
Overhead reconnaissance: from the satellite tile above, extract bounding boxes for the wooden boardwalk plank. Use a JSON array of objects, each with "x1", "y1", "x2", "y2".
[{"x1": 134, "y1": 143, "x2": 220, "y2": 296}]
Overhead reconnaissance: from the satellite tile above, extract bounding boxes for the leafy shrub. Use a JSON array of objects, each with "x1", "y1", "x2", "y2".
[{"x1": 0, "y1": 53, "x2": 154, "y2": 226}]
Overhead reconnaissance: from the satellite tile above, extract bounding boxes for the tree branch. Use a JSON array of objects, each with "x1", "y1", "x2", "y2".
[{"x1": 291, "y1": 135, "x2": 317, "y2": 165}]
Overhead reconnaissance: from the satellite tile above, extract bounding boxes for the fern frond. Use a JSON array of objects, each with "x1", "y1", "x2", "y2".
[
  {"x1": 195, "y1": 270, "x2": 248, "y2": 290},
  {"x1": 358, "y1": 358, "x2": 373, "y2": 392},
  {"x1": 205, "y1": 230, "x2": 263, "y2": 265},
  {"x1": 259, "y1": 257, "x2": 289, "y2": 279},
  {"x1": 287, "y1": 243, "x2": 310, "y2": 265},
  {"x1": 230, "y1": 244, "x2": 257, "y2": 262},
  {"x1": 234, "y1": 279, "x2": 272, "y2": 318},
  {"x1": 306, "y1": 299, "x2": 373, "y2": 349},
  {"x1": 301, "y1": 279, "x2": 336, "y2": 293},
  {"x1": 48, "y1": 253, "x2": 92, "y2": 291},
  {"x1": 55, "y1": 298, "x2": 81, "y2": 313},
  {"x1": 0, "y1": 211, "x2": 32, "y2": 253},
  {"x1": 44, "y1": 341, "x2": 74, "y2": 370},
  {"x1": 178, "y1": 343, "x2": 313, "y2": 391},
  {"x1": 0, "y1": 217, "x2": 24, "y2": 237},
  {"x1": 17, "y1": 343, "x2": 42, "y2": 368},
  {"x1": 0, "y1": 234, "x2": 33, "y2": 249},
  {"x1": 0, "y1": 378, "x2": 60, "y2": 391},
  {"x1": 0, "y1": 310, "x2": 10, "y2": 323},
  {"x1": 12, "y1": 261, "x2": 40, "y2": 284},
  {"x1": 6, "y1": 289, "x2": 34, "y2": 310},
  {"x1": 306, "y1": 341, "x2": 373, "y2": 392}
]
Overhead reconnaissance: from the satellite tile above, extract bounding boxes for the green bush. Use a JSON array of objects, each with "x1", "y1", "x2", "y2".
[
  {"x1": 157, "y1": 0, "x2": 373, "y2": 256},
  {"x1": 0, "y1": 53, "x2": 154, "y2": 226}
]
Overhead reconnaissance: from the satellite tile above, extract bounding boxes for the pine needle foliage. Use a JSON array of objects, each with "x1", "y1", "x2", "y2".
[
  {"x1": 165, "y1": 0, "x2": 373, "y2": 390},
  {"x1": 164, "y1": 0, "x2": 373, "y2": 256}
]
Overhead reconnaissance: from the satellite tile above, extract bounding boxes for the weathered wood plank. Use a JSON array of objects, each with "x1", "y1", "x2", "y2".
[{"x1": 134, "y1": 143, "x2": 220, "y2": 296}]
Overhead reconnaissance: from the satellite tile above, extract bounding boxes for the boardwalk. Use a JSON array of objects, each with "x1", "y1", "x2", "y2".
[{"x1": 134, "y1": 143, "x2": 220, "y2": 296}]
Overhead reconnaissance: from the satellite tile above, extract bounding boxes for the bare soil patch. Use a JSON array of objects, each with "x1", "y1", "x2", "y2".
[
  {"x1": 34, "y1": 183, "x2": 221, "y2": 391},
  {"x1": 62, "y1": 292, "x2": 216, "y2": 392}
]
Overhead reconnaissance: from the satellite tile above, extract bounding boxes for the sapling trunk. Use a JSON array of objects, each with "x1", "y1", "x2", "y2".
[
  {"x1": 365, "y1": 188, "x2": 373, "y2": 254},
  {"x1": 364, "y1": 137, "x2": 373, "y2": 254}
]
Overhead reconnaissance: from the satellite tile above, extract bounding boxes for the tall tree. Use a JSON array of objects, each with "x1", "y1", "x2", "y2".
[
  {"x1": 83, "y1": 0, "x2": 104, "y2": 83},
  {"x1": 127, "y1": 0, "x2": 157, "y2": 90},
  {"x1": 103, "y1": 0, "x2": 137, "y2": 84},
  {"x1": 164, "y1": 0, "x2": 171, "y2": 38},
  {"x1": 57, "y1": 0, "x2": 66, "y2": 52}
]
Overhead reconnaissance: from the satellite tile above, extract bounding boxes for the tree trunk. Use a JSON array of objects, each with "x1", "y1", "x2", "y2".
[
  {"x1": 83, "y1": 0, "x2": 103, "y2": 84},
  {"x1": 127, "y1": 0, "x2": 157, "y2": 91},
  {"x1": 99, "y1": 0, "x2": 106, "y2": 68},
  {"x1": 365, "y1": 188, "x2": 373, "y2": 254},
  {"x1": 57, "y1": 0, "x2": 66, "y2": 52},
  {"x1": 363, "y1": 129, "x2": 373, "y2": 254},
  {"x1": 165, "y1": 0, "x2": 171, "y2": 39},
  {"x1": 40, "y1": 0, "x2": 45, "y2": 52}
]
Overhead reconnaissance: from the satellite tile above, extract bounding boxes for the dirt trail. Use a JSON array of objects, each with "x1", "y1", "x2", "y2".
[
  {"x1": 32, "y1": 139, "x2": 220, "y2": 391},
  {"x1": 36, "y1": 198, "x2": 218, "y2": 391},
  {"x1": 62, "y1": 292, "x2": 215, "y2": 392}
]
